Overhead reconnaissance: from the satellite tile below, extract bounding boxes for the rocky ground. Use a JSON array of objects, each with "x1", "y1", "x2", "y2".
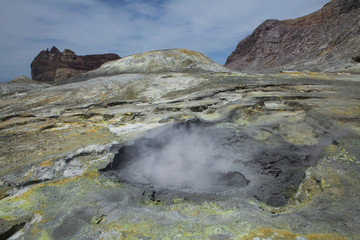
[{"x1": 0, "y1": 49, "x2": 360, "y2": 239}]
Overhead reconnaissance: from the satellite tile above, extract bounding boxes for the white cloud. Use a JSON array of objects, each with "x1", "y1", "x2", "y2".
[{"x1": 0, "y1": 0, "x2": 329, "y2": 82}]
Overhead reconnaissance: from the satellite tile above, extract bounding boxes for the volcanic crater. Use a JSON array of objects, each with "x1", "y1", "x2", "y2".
[{"x1": 100, "y1": 119, "x2": 330, "y2": 207}]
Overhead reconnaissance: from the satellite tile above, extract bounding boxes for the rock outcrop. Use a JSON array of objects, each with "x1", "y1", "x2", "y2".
[
  {"x1": 225, "y1": 0, "x2": 360, "y2": 72},
  {"x1": 31, "y1": 46, "x2": 120, "y2": 82}
]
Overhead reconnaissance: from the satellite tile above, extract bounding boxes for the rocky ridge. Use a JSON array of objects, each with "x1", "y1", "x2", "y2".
[
  {"x1": 225, "y1": 0, "x2": 360, "y2": 72},
  {"x1": 1, "y1": 48, "x2": 360, "y2": 239},
  {"x1": 31, "y1": 46, "x2": 120, "y2": 82},
  {"x1": 61, "y1": 48, "x2": 230, "y2": 84}
]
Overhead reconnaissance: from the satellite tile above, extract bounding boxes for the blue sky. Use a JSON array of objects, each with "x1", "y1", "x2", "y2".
[{"x1": 0, "y1": 0, "x2": 329, "y2": 82}]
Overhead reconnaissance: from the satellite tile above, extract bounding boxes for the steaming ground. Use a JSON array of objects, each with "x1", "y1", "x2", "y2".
[
  {"x1": 102, "y1": 122, "x2": 251, "y2": 193},
  {"x1": 127, "y1": 128, "x2": 233, "y2": 192},
  {"x1": 100, "y1": 120, "x2": 326, "y2": 206}
]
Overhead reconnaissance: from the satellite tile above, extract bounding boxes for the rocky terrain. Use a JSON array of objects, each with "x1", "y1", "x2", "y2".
[
  {"x1": 56, "y1": 49, "x2": 230, "y2": 84},
  {"x1": 31, "y1": 47, "x2": 120, "y2": 82},
  {"x1": 225, "y1": 0, "x2": 360, "y2": 73},
  {"x1": 0, "y1": 76, "x2": 50, "y2": 96},
  {"x1": 0, "y1": 48, "x2": 360, "y2": 239}
]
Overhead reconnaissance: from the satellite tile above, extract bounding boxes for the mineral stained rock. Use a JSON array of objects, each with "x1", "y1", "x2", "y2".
[
  {"x1": 30, "y1": 46, "x2": 120, "y2": 82},
  {"x1": 63, "y1": 48, "x2": 230, "y2": 84},
  {"x1": 225, "y1": 0, "x2": 360, "y2": 72},
  {"x1": 1, "y1": 48, "x2": 360, "y2": 239}
]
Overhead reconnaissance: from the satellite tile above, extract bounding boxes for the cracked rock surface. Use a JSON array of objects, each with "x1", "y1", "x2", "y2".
[{"x1": 1, "y1": 49, "x2": 360, "y2": 239}]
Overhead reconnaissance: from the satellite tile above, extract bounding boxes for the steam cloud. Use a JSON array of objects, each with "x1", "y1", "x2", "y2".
[{"x1": 115, "y1": 125, "x2": 247, "y2": 192}]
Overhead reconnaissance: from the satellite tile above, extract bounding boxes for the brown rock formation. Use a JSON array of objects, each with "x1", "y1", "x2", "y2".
[
  {"x1": 225, "y1": 0, "x2": 360, "y2": 72},
  {"x1": 31, "y1": 47, "x2": 120, "y2": 82}
]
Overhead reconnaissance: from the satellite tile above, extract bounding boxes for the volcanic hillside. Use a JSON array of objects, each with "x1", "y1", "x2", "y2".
[{"x1": 225, "y1": 0, "x2": 360, "y2": 72}]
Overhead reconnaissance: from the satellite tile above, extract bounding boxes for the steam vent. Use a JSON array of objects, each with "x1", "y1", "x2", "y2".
[{"x1": 1, "y1": 48, "x2": 360, "y2": 239}]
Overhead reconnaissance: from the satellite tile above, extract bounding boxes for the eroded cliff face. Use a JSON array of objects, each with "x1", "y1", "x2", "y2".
[
  {"x1": 30, "y1": 47, "x2": 120, "y2": 82},
  {"x1": 225, "y1": 0, "x2": 360, "y2": 72}
]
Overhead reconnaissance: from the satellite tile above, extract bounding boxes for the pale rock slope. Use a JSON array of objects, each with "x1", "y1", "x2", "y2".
[{"x1": 66, "y1": 49, "x2": 231, "y2": 83}]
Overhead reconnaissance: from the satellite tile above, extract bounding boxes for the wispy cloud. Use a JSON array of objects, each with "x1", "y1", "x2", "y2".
[{"x1": 0, "y1": 0, "x2": 329, "y2": 82}]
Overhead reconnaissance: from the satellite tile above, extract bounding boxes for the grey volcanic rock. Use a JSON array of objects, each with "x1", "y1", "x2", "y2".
[
  {"x1": 31, "y1": 46, "x2": 120, "y2": 82},
  {"x1": 225, "y1": 0, "x2": 360, "y2": 72},
  {"x1": 0, "y1": 76, "x2": 50, "y2": 96}
]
